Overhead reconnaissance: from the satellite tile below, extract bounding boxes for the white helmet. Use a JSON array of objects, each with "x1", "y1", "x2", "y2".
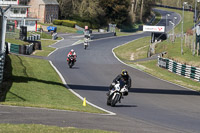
[{"x1": 71, "y1": 49, "x2": 74, "y2": 52}]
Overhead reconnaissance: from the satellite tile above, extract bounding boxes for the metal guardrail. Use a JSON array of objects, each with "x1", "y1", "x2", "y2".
[{"x1": 158, "y1": 56, "x2": 200, "y2": 82}]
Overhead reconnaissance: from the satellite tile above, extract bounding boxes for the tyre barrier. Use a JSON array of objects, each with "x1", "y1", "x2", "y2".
[
  {"x1": 0, "y1": 51, "x2": 6, "y2": 84},
  {"x1": 7, "y1": 41, "x2": 42, "y2": 55},
  {"x1": 27, "y1": 34, "x2": 40, "y2": 41},
  {"x1": 158, "y1": 56, "x2": 200, "y2": 82}
]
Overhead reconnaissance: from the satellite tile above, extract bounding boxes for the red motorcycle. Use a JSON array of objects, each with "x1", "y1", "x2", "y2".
[{"x1": 67, "y1": 55, "x2": 76, "y2": 68}]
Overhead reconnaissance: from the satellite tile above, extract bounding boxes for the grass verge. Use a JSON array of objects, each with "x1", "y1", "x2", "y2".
[
  {"x1": 0, "y1": 54, "x2": 106, "y2": 114},
  {"x1": 127, "y1": 60, "x2": 200, "y2": 91},
  {"x1": 0, "y1": 124, "x2": 118, "y2": 133},
  {"x1": 113, "y1": 37, "x2": 150, "y2": 61}
]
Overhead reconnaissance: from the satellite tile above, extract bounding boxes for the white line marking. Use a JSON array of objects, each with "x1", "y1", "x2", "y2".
[{"x1": 49, "y1": 61, "x2": 116, "y2": 115}]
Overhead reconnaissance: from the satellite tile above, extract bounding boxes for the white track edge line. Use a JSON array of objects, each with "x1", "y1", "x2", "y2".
[{"x1": 49, "y1": 61, "x2": 116, "y2": 115}]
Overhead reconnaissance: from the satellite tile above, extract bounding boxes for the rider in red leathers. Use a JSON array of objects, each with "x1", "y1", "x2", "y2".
[{"x1": 67, "y1": 49, "x2": 77, "y2": 62}]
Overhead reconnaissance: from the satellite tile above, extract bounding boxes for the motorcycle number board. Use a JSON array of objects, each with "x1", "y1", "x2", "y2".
[{"x1": 143, "y1": 25, "x2": 165, "y2": 32}]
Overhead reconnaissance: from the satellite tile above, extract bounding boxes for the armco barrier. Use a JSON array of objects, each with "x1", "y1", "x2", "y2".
[{"x1": 158, "y1": 56, "x2": 200, "y2": 82}]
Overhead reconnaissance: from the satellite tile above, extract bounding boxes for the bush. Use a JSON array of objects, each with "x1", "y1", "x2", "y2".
[
  {"x1": 62, "y1": 20, "x2": 76, "y2": 28},
  {"x1": 76, "y1": 21, "x2": 92, "y2": 29},
  {"x1": 53, "y1": 20, "x2": 63, "y2": 25},
  {"x1": 91, "y1": 23, "x2": 100, "y2": 29},
  {"x1": 53, "y1": 19, "x2": 100, "y2": 29}
]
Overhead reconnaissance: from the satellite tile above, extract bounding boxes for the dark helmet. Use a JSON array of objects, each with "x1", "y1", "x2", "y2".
[{"x1": 121, "y1": 69, "x2": 128, "y2": 79}]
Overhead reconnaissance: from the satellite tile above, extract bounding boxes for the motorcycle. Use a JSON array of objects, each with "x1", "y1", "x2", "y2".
[
  {"x1": 67, "y1": 55, "x2": 76, "y2": 68},
  {"x1": 84, "y1": 36, "x2": 90, "y2": 50},
  {"x1": 107, "y1": 79, "x2": 128, "y2": 107}
]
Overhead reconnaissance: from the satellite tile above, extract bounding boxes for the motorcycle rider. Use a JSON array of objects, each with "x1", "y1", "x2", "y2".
[
  {"x1": 107, "y1": 69, "x2": 131, "y2": 96},
  {"x1": 67, "y1": 49, "x2": 77, "y2": 62},
  {"x1": 84, "y1": 34, "x2": 90, "y2": 48}
]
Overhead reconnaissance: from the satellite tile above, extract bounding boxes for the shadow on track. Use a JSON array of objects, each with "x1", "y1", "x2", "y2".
[
  {"x1": 130, "y1": 88, "x2": 200, "y2": 96},
  {"x1": 68, "y1": 84, "x2": 200, "y2": 96},
  {"x1": 114, "y1": 105, "x2": 138, "y2": 108},
  {"x1": 68, "y1": 66, "x2": 79, "y2": 69}
]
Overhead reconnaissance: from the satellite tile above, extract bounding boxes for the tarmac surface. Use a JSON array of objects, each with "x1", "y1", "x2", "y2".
[{"x1": 1, "y1": 9, "x2": 200, "y2": 133}]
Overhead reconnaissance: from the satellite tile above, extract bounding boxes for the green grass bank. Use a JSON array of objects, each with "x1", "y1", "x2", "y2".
[
  {"x1": 1, "y1": 54, "x2": 105, "y2": 113},
  {"x1": 0, "y1": 124, "x2": 118, "y2": 133}
]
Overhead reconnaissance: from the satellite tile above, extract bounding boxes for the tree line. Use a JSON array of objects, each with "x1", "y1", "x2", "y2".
[{"x1": 57, "y1": 0, "x2": 156, "y2": 28}]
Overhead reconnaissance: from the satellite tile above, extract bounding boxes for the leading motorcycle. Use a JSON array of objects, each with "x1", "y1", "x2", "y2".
[
  {"x1": 84, "y1": 36, "x2": 90, "y2": 50},
  {"x1": 107, "y1": 79, "x2": 128, "y2": 107},
  {"x1": 67, "y1": 55, "x2": 76, "y2": 68}
]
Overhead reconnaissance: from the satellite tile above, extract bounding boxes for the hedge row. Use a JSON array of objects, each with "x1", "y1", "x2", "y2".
[
  {"x1": 53, "y1": 20, "x2": 76, "y2": 28},
  {"x1": 53, "y1": 19, "x2": 100, "y2": 29}
]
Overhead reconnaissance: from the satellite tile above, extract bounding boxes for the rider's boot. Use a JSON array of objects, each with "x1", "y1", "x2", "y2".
[{"x1": 106, "y1": 90, "x2": 111, "y2": 96}]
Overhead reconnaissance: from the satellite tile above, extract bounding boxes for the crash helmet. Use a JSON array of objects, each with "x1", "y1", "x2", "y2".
[
  {"x1": 71, "y1": 49, "x2": 74, "y2": 53},
  {"x1": 121, "y1": 69, "x2": 128, "y2": 80}
]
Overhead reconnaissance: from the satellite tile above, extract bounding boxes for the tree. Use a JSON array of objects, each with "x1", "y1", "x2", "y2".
[
  {"x1": 79, "y1": 0, "x2": 105, "y2": 25},
  {"x1": 57, "y1": 0, "x2": 81, "y2": 19},
  {"x1": 140, "y1": 0, "x2": 144, "y2": 22},
  {"x1": 99, "y1": 0, "x2": 131, "y2": 27}
]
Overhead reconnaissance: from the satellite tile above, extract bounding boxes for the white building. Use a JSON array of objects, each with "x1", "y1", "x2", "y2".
[{"x1": 0, "y1": 0, "x2": 39, "y2": 31}]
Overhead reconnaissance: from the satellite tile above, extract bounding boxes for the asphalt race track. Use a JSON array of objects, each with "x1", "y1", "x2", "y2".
[{"x1": 1, "y1": 9, "x2": 200, "y2": 133}]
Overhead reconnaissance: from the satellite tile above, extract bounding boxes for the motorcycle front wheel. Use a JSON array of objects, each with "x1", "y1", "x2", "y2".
[
  {"x1": 68, "y1": 61, "x2": 74, "y2": 68},
  {"x1": 84, "y1": 45, "x2": 87, "y2": 50},
  {"x1": 111, "y1": 94, "x2": 120, "y2": 107}
]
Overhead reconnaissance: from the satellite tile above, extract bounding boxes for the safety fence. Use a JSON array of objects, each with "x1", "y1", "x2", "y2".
[
  {"x1": 0, "y1": 51, "x2": 6, "y2": 84},
  {"x1": 158, "y1": 56, "x2": 200, "y2": 82}
]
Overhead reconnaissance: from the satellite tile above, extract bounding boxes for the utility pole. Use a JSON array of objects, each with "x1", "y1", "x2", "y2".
[
  {"x1": 181, "y1": 2, "x2": 188, "y2": 55},
  {"x1": 0, "y1": 5, "x2": 11, "y2": 54}
]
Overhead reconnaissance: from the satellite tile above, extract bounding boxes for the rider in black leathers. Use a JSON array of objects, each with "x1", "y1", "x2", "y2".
[{"x1": 108, "y1": 69, "x2": 131, "y2": 96}]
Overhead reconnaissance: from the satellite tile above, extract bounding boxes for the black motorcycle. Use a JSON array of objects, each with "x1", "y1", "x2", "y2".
[{"x1": 67, "y1": 55, "x2": 75, "y2": 68}]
